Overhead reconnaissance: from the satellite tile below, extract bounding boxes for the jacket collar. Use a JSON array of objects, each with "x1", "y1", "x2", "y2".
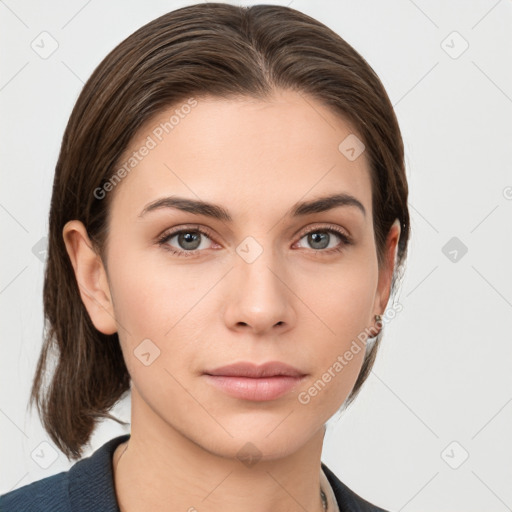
[{"x1": 68, "y1": 434, "x2": 128, "y2": 511}]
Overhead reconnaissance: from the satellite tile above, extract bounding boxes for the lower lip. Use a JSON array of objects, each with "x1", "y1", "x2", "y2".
[{"x1": 203, "y1": 374, "x2": 306, "y2": 401}]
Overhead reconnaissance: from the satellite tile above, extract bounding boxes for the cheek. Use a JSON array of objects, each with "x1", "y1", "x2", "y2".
[
  {"x1": 295, "y1": 254, "x2": 378, "y2": 334},
  {"x1": 107, "y1": 248, "x2": 216, "y2": 374},
  {"x1": 108, "y1": 246, "x2": 191, "y2": 331},
  {"x1": 106, "y1": 249, "x2": 170, "y2": 367},
  {"x1": 290, "y1": 260, "x2": 377, "y2": 410}
]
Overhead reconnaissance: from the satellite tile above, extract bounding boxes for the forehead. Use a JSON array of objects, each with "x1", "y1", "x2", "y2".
[{"x1": 109, "y1": 90, "x2": 372, "y2": 224}]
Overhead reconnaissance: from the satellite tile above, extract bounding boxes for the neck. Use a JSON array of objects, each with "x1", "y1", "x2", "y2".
[{"x1": 113, "y1": 389, "x2": 333, "y2": 512}]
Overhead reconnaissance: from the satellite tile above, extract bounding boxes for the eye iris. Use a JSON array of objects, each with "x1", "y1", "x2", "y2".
[
  {"x1": 178, "y1": 232, "x2": 201, "y2": 250},
  {"x1": 309, "y1": 231, "x2": 329, "y2": 249}
]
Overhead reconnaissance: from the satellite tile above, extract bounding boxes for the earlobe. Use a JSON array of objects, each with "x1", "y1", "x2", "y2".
[
  {"x1": 62, "y1": 220, "x2": 118, "y2": 335},
  {"x1": 373, "y1": 218, "x2": 401, "y2": 320}
]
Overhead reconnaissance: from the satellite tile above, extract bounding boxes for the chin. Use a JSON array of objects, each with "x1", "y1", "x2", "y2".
[{"x1": 190, "y1": 413, "x2": 324, "y2": 463}]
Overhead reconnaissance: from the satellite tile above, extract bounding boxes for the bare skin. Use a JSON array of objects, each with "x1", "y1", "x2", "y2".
[{"x1": 63, "y1": 89, "x2": 400, "y2": 512}]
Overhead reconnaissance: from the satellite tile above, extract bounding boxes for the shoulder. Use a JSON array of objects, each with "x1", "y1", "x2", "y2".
[
  {"x1": 0, "y1": 470, "x2": 71, "y2": 512},
  {"x1": 322, "y1": 462, "x2": 391, "y2": 512},
  {"x1": 0, "y1": 434, "x2": 130, "y2": 512}
]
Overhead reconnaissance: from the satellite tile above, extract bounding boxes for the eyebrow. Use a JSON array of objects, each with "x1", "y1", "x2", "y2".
[{"x1": 138, "y1": 193, "x2": 366, "y2": 221}]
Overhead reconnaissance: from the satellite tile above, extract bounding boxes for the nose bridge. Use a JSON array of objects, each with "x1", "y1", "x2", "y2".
[
  {"x1": 225, "y1": 233, "x2": 294, "y2": 332},
  {"x1": 236, "y1": 234, "x2": 284, "y2": 299}
]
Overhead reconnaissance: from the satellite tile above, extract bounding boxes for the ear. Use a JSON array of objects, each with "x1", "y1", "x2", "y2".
[
  {"x1": 372, "y1": 218, "x2": 401, "y2": 318},
  {"x1": 62, "y1": 220, "x2": 118, "y2": 335}
]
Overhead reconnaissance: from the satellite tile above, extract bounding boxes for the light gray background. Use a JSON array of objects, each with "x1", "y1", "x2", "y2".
[{"x1": 1, "y1": 1, "x2": 511, "y2": 510}]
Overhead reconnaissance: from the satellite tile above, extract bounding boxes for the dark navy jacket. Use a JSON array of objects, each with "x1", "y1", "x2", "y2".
[{"x1": 0, "y1": 434, "x2": 389, "y2": 511}]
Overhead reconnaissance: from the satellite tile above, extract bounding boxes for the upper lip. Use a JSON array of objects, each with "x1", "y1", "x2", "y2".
[{"x1": 204, "y1": 361, "x2": 306, "y2": 378}]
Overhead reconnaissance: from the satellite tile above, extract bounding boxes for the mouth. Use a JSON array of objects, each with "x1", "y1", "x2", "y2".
[{"x1": 203, "y1": 361, "x2": 307, "y2": 401}]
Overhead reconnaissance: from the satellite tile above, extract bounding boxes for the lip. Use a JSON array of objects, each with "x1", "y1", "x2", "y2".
[{"x1": 203, "y1": 361, "x2": 307, "y2": 401}]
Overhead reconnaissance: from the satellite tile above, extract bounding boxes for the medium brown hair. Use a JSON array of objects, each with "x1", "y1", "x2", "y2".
[{"x1": 30, "y1": 2, "x2": 410, "y2": 460}]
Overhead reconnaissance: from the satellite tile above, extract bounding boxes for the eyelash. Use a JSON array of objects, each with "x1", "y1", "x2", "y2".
[{"x1": 156, "y1": 224, "x2": 352, "y2": 258}]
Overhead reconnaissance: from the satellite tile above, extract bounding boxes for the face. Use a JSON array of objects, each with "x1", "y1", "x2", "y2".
[{"x1": 65, "y1": 89, "x2": 399, "y2": 461}]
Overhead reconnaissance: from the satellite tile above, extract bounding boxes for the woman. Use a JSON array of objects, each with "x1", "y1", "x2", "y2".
[{"x1": 0, "y1": 3, "x2": 409, "y2": 511}]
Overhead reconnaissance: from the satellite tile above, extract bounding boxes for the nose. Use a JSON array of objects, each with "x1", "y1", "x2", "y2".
[{"x1": 223, "y1": 243, "x2": 296, "y2": 336}]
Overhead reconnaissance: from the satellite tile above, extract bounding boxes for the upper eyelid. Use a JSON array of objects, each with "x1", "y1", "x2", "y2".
[{"x1": 296, "y1": 223, "x2": 350, "y2": 239}]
